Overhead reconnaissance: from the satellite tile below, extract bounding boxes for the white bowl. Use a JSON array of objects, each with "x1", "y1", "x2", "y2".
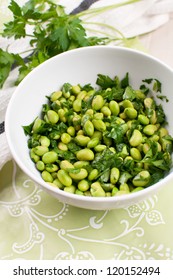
[{"x1": 5, "y1": 46, "x2": 173, "y2": 210}]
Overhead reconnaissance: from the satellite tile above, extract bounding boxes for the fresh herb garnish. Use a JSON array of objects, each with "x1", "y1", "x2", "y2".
[{"x1": 0, "y1": 0, "x2": 141, "y2": 88}]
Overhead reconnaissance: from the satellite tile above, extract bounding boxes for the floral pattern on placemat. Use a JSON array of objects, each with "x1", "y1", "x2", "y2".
[{"x1": 0, "y1": 161, "x2": 173, "y2": 260}]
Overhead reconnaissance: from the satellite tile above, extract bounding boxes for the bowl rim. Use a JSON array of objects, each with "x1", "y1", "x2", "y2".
[{"x1": 5, "y1": 45, "x2": 173, "y2": 205}]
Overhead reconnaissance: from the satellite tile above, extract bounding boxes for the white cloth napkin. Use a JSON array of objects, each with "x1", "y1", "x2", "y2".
[{"x1": 0, "y1": 0, "x2": 173, "y2": 170}]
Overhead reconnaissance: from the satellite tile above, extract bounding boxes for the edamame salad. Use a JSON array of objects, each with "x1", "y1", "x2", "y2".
[{"x1": 23, "y1": 73, "x2": 173, "y2": 197}]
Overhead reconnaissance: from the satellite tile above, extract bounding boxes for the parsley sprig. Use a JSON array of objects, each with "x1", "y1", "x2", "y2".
[{"x1": 0, "y1": 0, "x2": 140, "y2": 88}]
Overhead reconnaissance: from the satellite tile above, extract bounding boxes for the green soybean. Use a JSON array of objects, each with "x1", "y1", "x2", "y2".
[
  {"x1": 88, "y1": 169, "x2": 99, "y2": 181},
  {"x1": 83, "y1": 120, "x2": 94, "y2": 137},
  {"x1": 75, "y1": 135, "x2": 90, "y2": 146},
  {"x1": 45, "y1": 163, "x2": 58, "y2": 173},
  {"x1": 143, "y1": 124, "x2": 158, "y2": 135},
  {"x1": 101, "y1": 106, "x2": 111, "y2": 116},
  {"x1": 57, "y1": 169, "x2": 72, "y2": 187},
  {"x1": 76, "y1": 148, "x2": 94, "y2": 161},
  {"x1": 61, "y1": 133, "x2": 71, "y2": 144},
  {"x1": 64, "y1": 185, "x2": 76, "y2": 194},
  {"x1": 34, "y1": 145, "x2": 49, "y2": 156},
  {"x1": 130, "y1": 148, "x2": 142, "y2": 160},
  {"x1": 124, "y1": 107, "x2": 137, "y2": 119},
  {"x1": 87, "y1": 137, "x2": 99, "y2": 148},
  {"x1": 92, "y1": 119, "x2": 106, "y2": 132},
  {"x1": 46, "y1": 110, "x2": 59, "y2": 124},
  {"x1": 109, "y1": 100, "x2": 120, "y2": 115},
  {"x1": 74, "y1": 161, "x2": 90, "y2": 169},
  {"x1": 92, "y1": 95, "x2": 104, "y2": 110},
  {"x1": 60, "y1": 160, "x2": 74, "y2": 171},
  {"x1": 132, "y1": 170, "x2": 150, "y2": 187},
  {"x1": 39, "y1": 136, "x2": 50, "y2": 147},
  {"x1": 36, "y1": 160, "x2": 45, "y2": 171},
  {"x1": 69, "y1": 168, "x2": 88, "y2": 180},
  {"x1": 78, "y1": 180, "x2": 90, "y2": 191},
  {"x1": 110, "y1": 167, "x2": 120, "y2": 184},
  {"x1": 42, "y1": 170, "x2": 53, "y2": 183},
  {"x1": 129, "y1": 129, "x2": 143, "y2": 147},
  {"x1": 90, "y1": 182, "x2": 106, "y2": 197},
  {"x1": 30, "y1": 149, "x2": 40, "y2": 163},
  {"x1": 42, "y1": 151, "x2": 58, "y2": 164}
]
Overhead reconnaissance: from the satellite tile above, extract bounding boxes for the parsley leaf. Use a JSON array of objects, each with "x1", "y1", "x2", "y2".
[{"x1": 0, "y1": 0, "x2": 143, "y2": 88}]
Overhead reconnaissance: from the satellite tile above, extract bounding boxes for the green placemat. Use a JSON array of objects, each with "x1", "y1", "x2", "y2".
[{"x1": 0, "y1": 160, "x2": 173, "y2": 260}]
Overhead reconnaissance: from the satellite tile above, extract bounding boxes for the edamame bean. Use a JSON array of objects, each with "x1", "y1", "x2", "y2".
[
  {"x1": 69, "y1": 168, "x2": 88, "y2": 180},
  {"x1": 76, "y1": 148, "x2": 94, "y2": 161},
  {"x1": 93, "y1": 112, "x2": 104, "y2": 120},
  {"x1": 90, "y1": 182, "x2": 106, "y2": 197},
  {"x1": 149, "y1": 109, "x2": 157, "y2": 124},
  {"x1": 143, "y1": 124, "x2": 157, "y2": 135},
  {"x1": 130, "y1": 148, "x2": 142, "y2": 160},
  {"x1": 75, "y1": 189, "x2": 84, "y2": 195},
  {"x1": 61, "y1": 133, "x2": 71, "y2": 144},
  {"x1": 32, "y1": 118, "x2": 43, "y2": 133},
  {"x1": 34, "y1": 145, "x2": 49, "y2": 156},
  {"x1": 110, "y1": 167, "x2": 120, "y2": 184},
  {"x1": 159, "y1": 127, "x2": 168, "y2": 138},
  {"x1": 142, "y1": 143, "x2": 150, "y2": 154},
  {"x1": 92, "y1": 95, "x2": 104, "y2": 110},
  {"x1": 101, "y1": 106, "x2": 111, "y2": 116},
  {"x1": 42, "y1": 151, "x2": 58, "y2": 164},
  {"x1": 78, "y1": 180, "x2": 90, "y2": 191},
  {"x1": 144, "y1": 97, "x2": 154, "y2": 109},
  {"x1": 45, "y1": 110, "x2": 59, "y2": 124},
  {"x1": 74, "y1": 161, "x2": 90, "y2": 168},
  {"x1": 77, "y1": 90, "x2": 87, "y2": 100},
  {"x1": 87, "y1": 137, "x2": 99, "y2": 148},
  {"x1": 88, "y1": 169, "x2": 99, "y2": 181},
  {"x1": 122, "y1": 100, "x2": 133, "y2": 108},
  {"x1": 129, "y1": 129, "x2": 143, "y2": 147},
  {"x1": 53, "y1": 178, "x2": 64, "y2": 189},
  {"x1": 92, "y1": 119, "x2": 106, "y2": 132},
  {"x1": 75, "y1": 135, "x2": 90, "y2": 146},
  {"x1": 36, "y1": 160, "x2": 45, "y2": 171},
  {"x1": 112, "y1": 186, "x2": 119, "y2": 196},
  {"x1": 119, "y1": 183, "x2": 130, "y2": 193},
  {"x1": 59, "y1": 160, "x2": 74, "y2": 171},
  {"x1": 131, "y1": 186, "x2": 144, "y2": 192},
  {"x1": 39, "y1": 136, "x2": 50, "y2": 147},
  {"x1": 94, "y1": 144, "x2": 106, "y2": 152},
  {"x1": 83, "y1": 120, "x2": 94, "y2": 137},
  {"x1": 58, "y1": 108, "x2": 66, "y2": 122},
  {"x1": 161, "y1": 138, "x2": 172, "y2": 152},
  {"x1": 73, "y1": 99, "x2": 82, "y2": 112},
  {"x1": 91, "y1": 131, "x2": 102, "y2": 140},
  {"x1": 109, "y1": 100, "x2": 120, "y2": 116},
  {"x1": 67, "y1": 126, "x2": 75, "y2": 136},
  {"x1": 30, "y1": 148, "x2": 40, "y2": 163},
  {"x1": 64, "y1": 185, "x2": 76, "y2": 194},
  {"x1": 50, "y1": 91, "x2": 62, "y2": 101},
  {"x1": 124, "y1": 108, "x2": 137, "y2": 119},
  {"x1": 138, "y1": 114, "x2": 149, "y2": 125},
  {"x1": 132, "y1": 170, "x2": 150, "y2": 187},
  {"x1": 57, "y1": 169, "x2": 72, "y2": 187},
  {"x1": 46, "y1": 163, "x2": 58, "y2": 173},
  {"x1": 58, "y1": 142, "x2": 68, "y2": 151},
  {"x1": 101, "y1": 183, "x2": 114, "y2": 192},
  {"x1": 71, "y1": 85, "x2": 81, "y2": 94},
  {"x1": 42, "y1": 170, "x2": 53, "y2": 183}
]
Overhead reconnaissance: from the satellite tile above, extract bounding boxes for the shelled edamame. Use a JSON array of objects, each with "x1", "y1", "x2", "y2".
[{"x1": 23, "y1": 73, "x2": 173, "y2": 197}]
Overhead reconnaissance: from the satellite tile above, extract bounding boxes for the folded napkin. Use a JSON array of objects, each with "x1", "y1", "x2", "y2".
[{"x1": 0, "y1": 0, "x2": 173, "y2": 170}]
